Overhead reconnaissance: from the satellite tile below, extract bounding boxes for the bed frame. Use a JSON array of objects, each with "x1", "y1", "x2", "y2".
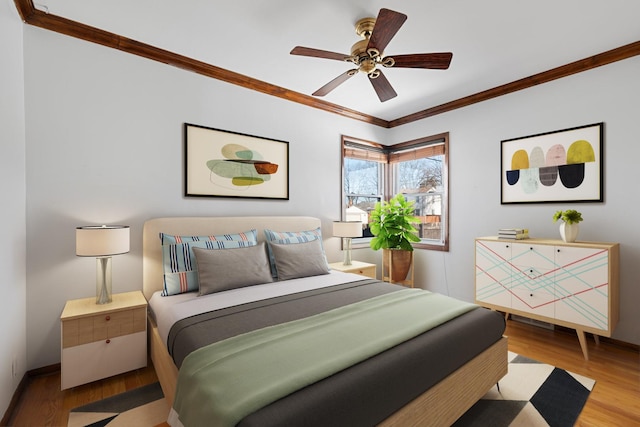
[{"x1": 143, "y1": 216, "x2": 508, "y2": 426}]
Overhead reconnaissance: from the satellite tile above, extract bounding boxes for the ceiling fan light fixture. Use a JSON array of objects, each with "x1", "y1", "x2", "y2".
[
  {"x1": 290, "y1": 8, "x2": 453, "y2": 102},
  {"x1": 359, "y1": 58, "x2": 377, "y2": 74}
]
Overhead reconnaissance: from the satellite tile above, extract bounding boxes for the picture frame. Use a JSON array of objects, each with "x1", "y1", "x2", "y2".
[
  {"x1": 184, "y1": 123, "x2": 289, "y2": 199},
  {"x1": 501, "y1": 122, "x2": 603, "y2": 204}
]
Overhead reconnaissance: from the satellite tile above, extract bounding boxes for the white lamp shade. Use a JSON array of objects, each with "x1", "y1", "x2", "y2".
[
  {"x1": 76, "y1": 225, "x2": 130, "y2": 257},
  {"x1": 333, "y1": 221, "x2": 363, "y2": 238}
]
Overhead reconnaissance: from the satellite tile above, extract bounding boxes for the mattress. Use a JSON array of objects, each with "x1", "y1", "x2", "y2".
[{"x1": 152, "y1": 274, "x2": 505, "y2": 427}]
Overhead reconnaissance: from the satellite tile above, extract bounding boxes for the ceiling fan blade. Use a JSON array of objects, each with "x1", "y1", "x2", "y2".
[
  {"x1": 369, "y1": 70, "x2": 397, "y2": 102},
  {"x1": 367, "y1": 9, "x2": 407, "y2": 54},
  {"x1": 390, "y1": 52, "x2": 453, "y2": 69},
  {"x1": 290, "y1": 46, "x2": 350, "y2": 62},
  {"x1": 312, "y1": 70, "x2": 357, "y2": 97}
]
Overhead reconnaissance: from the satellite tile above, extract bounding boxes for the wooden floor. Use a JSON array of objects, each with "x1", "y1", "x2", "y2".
[{"x1": 5, "y1": 319, "x2": 640, "y2": 426}]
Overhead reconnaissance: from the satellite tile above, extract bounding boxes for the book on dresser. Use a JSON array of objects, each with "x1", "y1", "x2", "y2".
[{"x1": 498, "y1": 228, "x2": 529, "y2": 240}]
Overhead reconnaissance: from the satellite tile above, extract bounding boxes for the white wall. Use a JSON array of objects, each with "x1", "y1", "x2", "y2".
[
  {"x1": 390, "y1": 56, "x2": 640, "y2": 345},
  {"x1": 0, "y1": 0, "x2": 27, "y2": 416},
  {"x1": 22, "y1": 21, "x2": 639, "y2": 373},
  {"x1": 23, "y1": 25, "x2": 389, "y2": 370}
]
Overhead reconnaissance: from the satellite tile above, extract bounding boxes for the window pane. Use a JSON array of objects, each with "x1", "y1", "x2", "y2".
[
  {"x1": 396, "y1": 156, "x2": 443, "y2": 192},
  {"x1": 396, "y1": 154, "x2": 444, "y2": 244},
  {"x1": 344, "y1": 158, "x2": 380, "y2": 195},
  {"x1": 344, "y1": 195, "x2": 380, "y2": 238},
  {"x1": 404, "y1": 192, "x2": 444, "y2": 243},
  {"x1": 344, "y1": 157, "x2": 382, "y2": 239}
]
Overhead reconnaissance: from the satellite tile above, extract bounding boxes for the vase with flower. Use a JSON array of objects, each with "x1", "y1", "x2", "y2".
[{"x1": 552, "y1": 209, "x2": 583, "y2": 243}]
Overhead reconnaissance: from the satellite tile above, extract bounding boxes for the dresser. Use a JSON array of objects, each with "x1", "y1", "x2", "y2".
[
  {"x1": 60, "y1": 291, "x2": 147, "y2": 389},
  {"x1": 475, "y1": 237, "x2": 619, "y2": 360}
]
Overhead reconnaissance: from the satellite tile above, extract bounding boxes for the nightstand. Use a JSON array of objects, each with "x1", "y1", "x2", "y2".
[
  {"x1": 60, "y1": 291, "x2": 147, "y2": 390},
  {"x1": 329, "y1": 260, "x2": 376, "y2": 279}
]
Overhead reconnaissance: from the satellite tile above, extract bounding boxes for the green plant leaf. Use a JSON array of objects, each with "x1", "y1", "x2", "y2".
[{"x1": 367, "y1": 193, "x2": 421, "y2": 251}]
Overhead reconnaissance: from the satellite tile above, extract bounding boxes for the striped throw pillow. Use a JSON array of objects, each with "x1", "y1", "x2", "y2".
[{"x1": 160, "y1": 230, "x2": 257, "y2": 296}]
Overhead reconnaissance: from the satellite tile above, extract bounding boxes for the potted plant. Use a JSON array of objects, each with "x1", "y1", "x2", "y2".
[
  {"x1": 553, "y1": 209, "x2": 583, "y2": 242},
  {"x1": 369, "y1": 194, "x2": 421, "y2": 283}
]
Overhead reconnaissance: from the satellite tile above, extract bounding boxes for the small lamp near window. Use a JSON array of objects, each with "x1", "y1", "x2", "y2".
[
  {"x1": 333, "y1": 221, "x2": 362, "y2": 266},
  {"x1": 76, "y1": 225, "x2": 130, "y2": 304}
]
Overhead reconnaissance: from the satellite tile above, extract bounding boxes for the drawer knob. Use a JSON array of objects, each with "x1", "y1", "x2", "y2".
[
  {"x1": 105, "y1": 315, "x2": 111, "y2": 321},
  {"x1": 106, "y1": 339, "x2": 111, "y2": 344},
  {"x1": 530, "y1": 293, "x2": 533, "y2": 297}
]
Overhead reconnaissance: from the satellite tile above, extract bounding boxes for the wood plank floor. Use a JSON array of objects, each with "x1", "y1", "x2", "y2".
[{"x1": 5, "y1": 319, "x2": 640, "y2": 426}]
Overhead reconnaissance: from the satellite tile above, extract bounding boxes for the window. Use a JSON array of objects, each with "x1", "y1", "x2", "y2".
[
  {"x1": 341, "y1": 133, "x2": 449, "y2": 251},
  {"x1": 342, "y1": 138, "x2": 385, "y2": 238}
]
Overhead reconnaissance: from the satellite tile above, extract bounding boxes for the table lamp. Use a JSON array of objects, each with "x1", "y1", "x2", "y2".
[
  {"x1": 333, "y1": 221, "x2": 363, "y2": 266},
  {"x1": 76, "y1": 225, "x2": 130, "y2": 304}
]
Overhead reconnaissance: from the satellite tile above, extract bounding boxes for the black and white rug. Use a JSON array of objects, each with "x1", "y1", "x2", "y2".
[
  {"x1": 68, "y1": 352, "x2": 595, "y2": 427},
  {"x1": 67, "y1": 382, "x2": 169, "y2": 427},
  {"x1": 454, "y1": 351, "x2": 595, "y2": 427}
]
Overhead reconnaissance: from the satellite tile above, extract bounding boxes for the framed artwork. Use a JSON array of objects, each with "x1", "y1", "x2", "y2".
[
  {"x1": 184, "y1": 123, "x2": 289, "y2": 199},
  {"x1": 501, "y1": 122, "x2": 603, "y2": 204}
]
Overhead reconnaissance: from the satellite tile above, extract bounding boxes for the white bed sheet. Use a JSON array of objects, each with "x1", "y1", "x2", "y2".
[{"x1": 149, "y1": 270, "x2": 365, "y2": 346}]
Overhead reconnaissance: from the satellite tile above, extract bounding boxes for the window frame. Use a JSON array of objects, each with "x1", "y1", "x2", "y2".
[{"x1": 341, "y1": 133, "x2": 449, "y2": 252}]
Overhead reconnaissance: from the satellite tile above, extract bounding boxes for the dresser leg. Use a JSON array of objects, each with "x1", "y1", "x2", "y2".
[{"x1": 576, "y1": 329, "x2": 589, "y2": 360}]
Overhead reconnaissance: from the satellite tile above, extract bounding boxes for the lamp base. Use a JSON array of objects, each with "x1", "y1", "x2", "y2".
[
  {"x1": 96, "y1": 257, "x2": 113, "y2": 304},
  {"x1": 342, "y1": 237, "x2": 353, "y2": 266}
]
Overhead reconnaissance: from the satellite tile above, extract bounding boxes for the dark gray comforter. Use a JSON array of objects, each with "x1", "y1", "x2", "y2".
[{"x1": 167, "y1": 279, "x2": 505, "y2": 426}]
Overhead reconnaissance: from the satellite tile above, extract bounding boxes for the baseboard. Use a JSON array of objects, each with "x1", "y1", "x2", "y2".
[
  {"x1": 0, "y1": 363, "x2": 60, "y2": 426},
  {"x1": 0, "y1": 373, "x2": 28, "y2": 426}
]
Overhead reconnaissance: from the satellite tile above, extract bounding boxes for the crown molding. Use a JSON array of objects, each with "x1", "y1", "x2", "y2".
[{"x1": 13, "y1": 0, "x2": 640, "y2": 129}]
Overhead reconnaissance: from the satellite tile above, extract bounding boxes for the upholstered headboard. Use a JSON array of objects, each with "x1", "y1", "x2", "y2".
[{"x1": 142, "y1": 216, "x2": 322, "y2": 300}]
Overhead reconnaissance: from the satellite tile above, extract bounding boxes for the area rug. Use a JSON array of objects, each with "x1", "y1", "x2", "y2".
[
  {"x1": 454, "y1": 351, "x2": 596, "y2": 427},
  {"x1": 68, "y1": 352, "x2": 595, "y2": 427},
  {"x1": 67, "y1": 382, "x2": 169, "y2": 427}
]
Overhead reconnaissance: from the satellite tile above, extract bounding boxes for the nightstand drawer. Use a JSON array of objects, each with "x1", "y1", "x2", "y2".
[
  {"x1": 350, "y1": 265, "x2": 376, "y2": 278},
  {"x1": 62, "y1": 307, "x2": 146, "y2": 348},
  {"x1": 61, "y1": 331, "x2": 146, "y2": 389},
  {"x1": 329, "y1": 261, "x2": 377, "y2": 279}
]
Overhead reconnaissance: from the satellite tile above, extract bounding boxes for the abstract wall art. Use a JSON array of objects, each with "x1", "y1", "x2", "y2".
[
  {"x1": 501, "y1": 123, "x2": 603, "y2": 204},
  {"x1": 184, "y1": 123, "x2": 289, "y2": 199}
]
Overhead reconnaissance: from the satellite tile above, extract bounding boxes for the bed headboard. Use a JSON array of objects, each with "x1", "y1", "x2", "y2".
[{"x1": 142, "y1": 216, "x2": 322, "y2": 300}]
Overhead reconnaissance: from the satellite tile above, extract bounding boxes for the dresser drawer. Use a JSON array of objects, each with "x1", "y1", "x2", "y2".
[{"x1": 62, "y1": 306, "x2": 146, "y2": 348}]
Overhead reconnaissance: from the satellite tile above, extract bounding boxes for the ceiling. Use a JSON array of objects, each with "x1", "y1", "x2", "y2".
[{"x1": 32, "y1": 0, "x2": 640, "y2": 122}]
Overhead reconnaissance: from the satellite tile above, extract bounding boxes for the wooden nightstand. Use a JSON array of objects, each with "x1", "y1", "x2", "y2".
[
  {"x1": 60, "y1": 291, "x2": 147, "y2": 390},
  {"x1": 329, "y1": 260, "x2": 376, "y2": 279}
]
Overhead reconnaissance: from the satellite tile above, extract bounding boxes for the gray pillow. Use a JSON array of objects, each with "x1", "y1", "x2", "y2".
[
  {"x1": 194, "y1": 243, "x2": 273, "y2": 296},
  {"x1": 269, "y1": 238, "x2": 330, "y2": 280}
]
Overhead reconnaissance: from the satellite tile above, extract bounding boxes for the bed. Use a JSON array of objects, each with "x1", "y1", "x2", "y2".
[{"x1": 143, "y1": 216, "x2": 507, "y2": 427}]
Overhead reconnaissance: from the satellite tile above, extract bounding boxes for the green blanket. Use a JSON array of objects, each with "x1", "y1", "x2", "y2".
[{"x1": 172, "y1": 288, "x2": 476, "y2": 427}]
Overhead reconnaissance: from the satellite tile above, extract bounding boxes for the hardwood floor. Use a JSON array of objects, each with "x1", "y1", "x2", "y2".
[
  {"x1": 5, "y1": 357, "x2": 159, "y2": 427},
  {"x1": 5, "y1": 320, "x2": 640, "y2": 426},
  {"x1": 505, "y1": 320, "x2": 640, "y2": 426}
]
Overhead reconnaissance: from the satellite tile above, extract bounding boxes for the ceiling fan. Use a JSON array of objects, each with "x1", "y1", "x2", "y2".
[{"x1": 290, "y1": 8, "x2": 453, "y2": 102}]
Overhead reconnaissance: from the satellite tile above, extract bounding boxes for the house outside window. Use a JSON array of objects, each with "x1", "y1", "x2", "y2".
[{"x1": 341, "y1": 133, "x2": 449, "y2": 251}]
